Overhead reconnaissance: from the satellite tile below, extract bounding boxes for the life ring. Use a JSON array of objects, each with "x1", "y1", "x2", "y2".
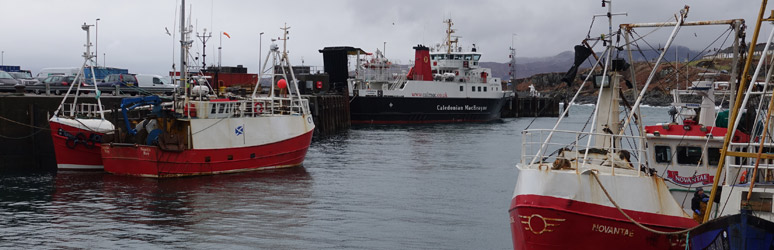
[
  {"x1": 254, "y1": 102, "x2": 264, "y2": 114},
  {"x1": 740, "y1": 169, "x2": 748, "y2": 183}
]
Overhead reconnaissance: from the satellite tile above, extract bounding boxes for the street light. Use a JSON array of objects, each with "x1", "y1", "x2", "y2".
[
  {"x1": 259, "y1": 32, "x2": 264, "y2": 74},
  {"x1": 96, "y1": 18, "x2": 100, "y2": 66}
]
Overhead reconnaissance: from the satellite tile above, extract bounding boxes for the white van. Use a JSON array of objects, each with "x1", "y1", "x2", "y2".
[
  {"x1": 35, "y1": 67, "x2": 80, "y2": 81},
  {"x1": 135, "y1": 74, "x2": 177, "y2": 94}
]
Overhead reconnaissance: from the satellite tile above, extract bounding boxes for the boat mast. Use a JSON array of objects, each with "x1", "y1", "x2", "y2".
[
  {"x1": 582, "y1": 0, "x2": 619, "y2": 158},
  {"x1": 53, "y1": 22, "x2": 104, "y2": 120},
  {"x1": 179, "y1": 0, "x2": 187, "y2": 96},
  {"x1": 703, "y1": 0, "x2": 770, "y2": 223},
  {"x1": 444, "y1": 19, "x2": 457, "y2": 54}
]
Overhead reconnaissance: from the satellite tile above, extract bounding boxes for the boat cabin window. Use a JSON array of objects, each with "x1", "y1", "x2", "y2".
[
  {"x1": 472, "y1": 86, "x2": 476, "y2": 92},
  {"x1": 484, "y1": 86, "x2": 487, "y2": 92},
  {"x1": 464, "y1": 55, "x2": 472, "y2": 60},
  {"x1": 677, "y1": 146, "x2": 702, "y2": 165},
  {"x1": 473, "y1": 54, "x2": 481, "y2": 61},
  {"x1": 431, "y1": 55, "x2": 438, "y2": 60},
  {"x1": 477, "y1": 86, "x2": 482, "y2": 92},
  {"x1": 707, "y1": 147, "x2": 721, "y2": 166},
  {"x1": 655, "y1": 145, "x2": 672, "y2": 163},
  {"x1": 460, "y1": 86, "x2": 463, "y2": 91},
  {"x1": 454, "y1": 55, "x2": 462, "y2": 60}
]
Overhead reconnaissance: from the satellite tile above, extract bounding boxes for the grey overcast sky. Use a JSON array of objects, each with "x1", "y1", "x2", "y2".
[{"x1": 0, "y1": 0, "x2": 765, "y2": 76}]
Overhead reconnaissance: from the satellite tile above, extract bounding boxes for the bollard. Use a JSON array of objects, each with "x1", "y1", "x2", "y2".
[{"x1": 14, "y1": 84, "x2": 25, "y2": 95}]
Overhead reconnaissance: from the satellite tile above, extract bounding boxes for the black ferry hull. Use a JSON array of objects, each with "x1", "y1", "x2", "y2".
[{"x1": 350, "y1": 96, "x2": 507, "y2": 124}]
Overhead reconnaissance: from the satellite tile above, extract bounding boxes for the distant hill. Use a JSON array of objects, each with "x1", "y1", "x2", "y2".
[{"x1": 481, "y1": 45, "x2": 706, "y2": 81}]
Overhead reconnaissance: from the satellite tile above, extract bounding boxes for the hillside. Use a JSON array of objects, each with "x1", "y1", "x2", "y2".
[
  {"x1": 481, "y1": 45, "x2": 705, "y2": 81},
  {"x1": 512, "y1": 58, "x2": 737, "y2": 106}
]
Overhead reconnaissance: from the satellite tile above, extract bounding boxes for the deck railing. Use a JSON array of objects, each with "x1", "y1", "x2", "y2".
[
  {"x1": 188, "y1": 98, "x2": 309, "y2": 119},
  {"x1": 62, "y1": 103, "x2": 106, "y2": 118},
  {"x1": 521, "y1": 128, "x2": 646, "y2": 173},
  {"x1": 726, "y1": 142, "x2": 774, "y2": 185}
]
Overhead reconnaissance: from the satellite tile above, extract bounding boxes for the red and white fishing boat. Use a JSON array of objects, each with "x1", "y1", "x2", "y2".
[
  {"x1": 49, "y1": 22, "x2": 114, "y2": 170},
  {"x1": 643, "y1": 72, "x2": 750, "y2": 213},
  {"x1": 100, "y1": 6, "x2": 314, "y2": 178},
  {"x1": 510, "y1": 4, "x2": 698, "y2": 249}
]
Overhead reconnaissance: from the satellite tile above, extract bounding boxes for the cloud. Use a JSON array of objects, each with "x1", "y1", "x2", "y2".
[{"x1": 0, "y1": 0, "x2": 764, "y2": 77}]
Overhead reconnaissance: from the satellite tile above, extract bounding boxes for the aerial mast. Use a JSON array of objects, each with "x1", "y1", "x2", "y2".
[
  {"x1": 197, "y1": 28, "x2": 212, "y2": 69},
  {"x1": 444, "y1": 19, "x2": 458, "y2": 54}
]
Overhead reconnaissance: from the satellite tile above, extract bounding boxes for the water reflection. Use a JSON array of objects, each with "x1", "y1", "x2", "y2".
[{"x1": 0, "y1": 168, "x2": 314, "y2": 248}]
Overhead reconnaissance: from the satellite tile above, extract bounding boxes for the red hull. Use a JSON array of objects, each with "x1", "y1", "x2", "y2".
[
  {"x1": 509, "y1": 195, "x2": 698, "y2": 250},
  {"x1": 101, "y1": 130, "x2": 313, "y2": 178},
  {"x1": 49, "y1": 121, "x2": 106, "y2": 170}
]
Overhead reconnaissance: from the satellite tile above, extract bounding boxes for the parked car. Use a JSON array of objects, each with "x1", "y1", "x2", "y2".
[
  {"x1": 34, "y1": 76, "x2": 89, "y2": 95},
  {"x1": 0, "y1": 71, "x2": 20, "y2": 86},
  {"x1": 35, "y1": 67, "x2": 80, "y2": 82},
  {"x1": 98, "y1": 73, "x2": 138, "y2": 87},
  {"x1": 39, "y1": 75, "x2": 76, "y2": 86},
  {"x1": 8, "y1": 71, "x2": 40, "y2": 85},
  {"x1": 135, "y1": 74, "x2": 177, "y2": 94}
]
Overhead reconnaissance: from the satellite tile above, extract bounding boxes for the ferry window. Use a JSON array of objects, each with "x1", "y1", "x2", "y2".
[
  {"x1": 473, "y1": 55, "x2": 481, "y2": 61},
  {"x1": 655, "y1": 146, "x2": 672, "y2": 163},
  {"x1": 472, "y1": 86, "x2": 476, "y2": 92},
  {"x1": 708, "y1": 147, "x2": 721, "y2": 166},
  {"x1": 464, "y1": 55, "x2": 472, "y2": 60},
  {"x1": 484, "y1": 87, "x2": 487, "y2": 92},
  {"x1": 460, "y1": 86, "x2": 464, "y2": 91},
  {"x1": 431, "y1": 55, "x2": 437, "y2": 60},
  {"x1": 473, "y1": 61, "x2": 478, "y2": 66},
  {"x1": 478, "y1": 86, "x2": 482, "y2": 92},
  {"x1": 454, "y1": 55, "x2": 462, "y2": 60},
  {"x1": 677, "y1": 146, "x2": 702, "y2": 165}
]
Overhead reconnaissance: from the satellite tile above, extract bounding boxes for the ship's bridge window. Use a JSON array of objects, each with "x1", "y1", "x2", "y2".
[
  {"x1": 464, "y1": 55, "x2": 472, "y2": 60},
  {"x1": 677, "y1": 146, "x2": 702, "y2": 165},
  {"x1": 708, "y1": 147, "x2": 721, "y2": 166},
  {"x1": 473, "y1": 54, "x2": 481, "y2": 61},
  {"x1": 655, "y1": 145, "x2": 671, "y2": 163},
  {"x1": 454, "y1": 55, "x2": 462, "y2": 60}
]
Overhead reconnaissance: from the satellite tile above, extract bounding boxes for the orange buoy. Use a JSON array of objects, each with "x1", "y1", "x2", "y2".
[{"x1": 278, "y1": 79, "x2": 287, "y2": 89}]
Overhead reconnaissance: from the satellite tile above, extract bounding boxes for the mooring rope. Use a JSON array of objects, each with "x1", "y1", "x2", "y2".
[
  {"x1": 0, "y1": 114, "x2": 51, "y2": 130},
  {"x1": 589, "y1": 171, "x2": 702, "y2": 235},
  {"x1": 0, "y1": 129, "x2": 48, "y2": 140}
]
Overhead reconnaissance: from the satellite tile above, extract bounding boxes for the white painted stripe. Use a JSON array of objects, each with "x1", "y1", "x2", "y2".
[{"x1": 58, "y1": 164, "x2": 103, "y2": 170}]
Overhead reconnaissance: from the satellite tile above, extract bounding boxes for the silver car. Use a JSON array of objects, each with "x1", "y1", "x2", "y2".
[
  {"x1": 0, "y1": 71, "x2": 20, "y2": 86},
  {"x1": 8, "y1": 71, "x2": 39, "y2": 85}
]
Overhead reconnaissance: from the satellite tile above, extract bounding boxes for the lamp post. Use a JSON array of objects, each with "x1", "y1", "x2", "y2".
[
  {"x1": 259, "y1": 32, "x2": 264, "y2": 73},
  {"x1": 96, "y1": 18, "x2": 100, "y2": 66}
]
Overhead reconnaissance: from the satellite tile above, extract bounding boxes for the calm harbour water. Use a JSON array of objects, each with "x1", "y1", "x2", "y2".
[{"x1": 0, "y1": 105, "x2": 671, "y2": 249}]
